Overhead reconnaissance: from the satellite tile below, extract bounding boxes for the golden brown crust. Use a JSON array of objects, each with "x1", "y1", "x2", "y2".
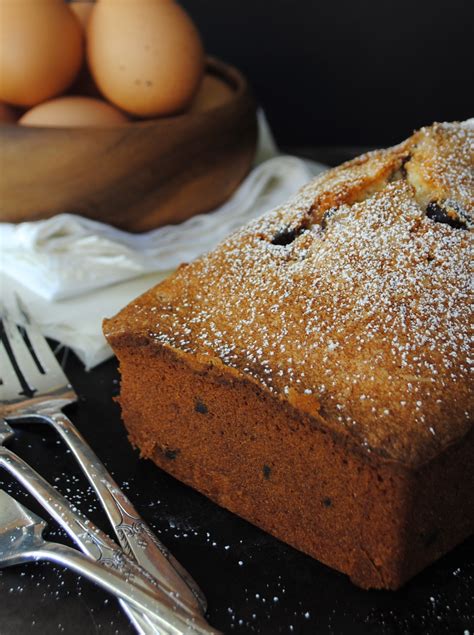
[
  {"x1": 105, "y1": 120, "x2": 473, "y2": 468},
  {"x1": 104, "y1": 120, "x2": 474, "y2": 589}
]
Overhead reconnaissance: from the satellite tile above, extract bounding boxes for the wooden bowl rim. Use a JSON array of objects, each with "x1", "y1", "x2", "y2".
[{"x1": 1, "y1": 56, "x2": 251, "y2": 132}]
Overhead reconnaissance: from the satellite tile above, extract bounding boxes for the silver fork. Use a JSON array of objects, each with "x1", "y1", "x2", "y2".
[
  {"x1": 0, "y1": 491, "x2": 211, "y2": 635},
  {"x1": 0, "y1": 302, "x2": 206, "y2": 613},
  {"x1": 0, "y1": 421, "x2": 218, "y2": 635}
]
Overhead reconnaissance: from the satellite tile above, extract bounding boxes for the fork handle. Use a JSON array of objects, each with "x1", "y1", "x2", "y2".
[
  {"x1": 46, "y1": 411, "x2": 206, "y2": 616},
  {"x1": 32, "y1": 543, "x2": 219, "y2": 635},
  {"x1": 0, "y1": 447, "x2": 178, "y2": 635}
]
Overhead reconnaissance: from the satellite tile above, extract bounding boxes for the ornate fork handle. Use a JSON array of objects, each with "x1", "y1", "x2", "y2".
[
  {"x1": 27, "y1": 542, "x2": 208, "y2": 635},
  {"x1": 0, "y1": 448, "x2": 144, "y2": 580},
  {"x1": 0, "y1": 446, "x2": 217, "y2": 635},
  {"x1": 45, "y1": 410, "x2": 206, "y2": 615},
  {"x1": 0, "y1": 449, "x2": 167, "y2": 635}
]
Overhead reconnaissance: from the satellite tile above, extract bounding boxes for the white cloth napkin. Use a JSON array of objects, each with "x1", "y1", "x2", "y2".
[{"x1": 0, "y1": 113, "x2": 327, "y2": 368}]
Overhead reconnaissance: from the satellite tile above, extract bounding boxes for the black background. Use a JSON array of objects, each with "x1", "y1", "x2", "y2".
[{"x1": 180, "y1": 0, "x2": 474, "y2": 146}]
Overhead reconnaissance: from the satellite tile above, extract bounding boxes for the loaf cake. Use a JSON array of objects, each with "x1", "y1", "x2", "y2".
[{"x1": 104, "y1": 120, "x2": 473, "y2": 590}]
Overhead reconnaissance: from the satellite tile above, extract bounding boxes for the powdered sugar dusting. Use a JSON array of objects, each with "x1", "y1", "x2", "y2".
[{"x1": 113, "y1": 122, "x2": 473, "y2": 466}]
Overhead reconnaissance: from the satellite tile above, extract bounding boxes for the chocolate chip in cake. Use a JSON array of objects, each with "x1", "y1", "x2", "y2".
[
  {"x1": 426, "y1": 201, "x2": 468, "y2": 230},
  {"x1": 323, "y1": 497, "x2": 332, "y2": 507},
  {"x1": 271, "y1": 220, "x2": 309, "y2": 246},
  {"x1": 164, "y1": 448, "x2": 180, "y2": 460},
  {"x1": 263, "y1": 464, "x2": 271, "y2": 480},
  {"x1": 195, "y1": 399, "x2": 208, "y2": 414},
  {"x1": 271, "y1": 227, "x2": 299, "y2": 246}
]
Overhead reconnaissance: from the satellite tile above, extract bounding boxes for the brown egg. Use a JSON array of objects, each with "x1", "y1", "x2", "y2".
[
  {"x1": 19, "y1": 96, "x2": 129, "y2": 127},
  {"x1": 87, "y1": 0, "x2": 205, "y2": 117},
  {"x1": 0, "y1": 0, "x2": 84, "y2": 107},
  {"x1": 189, "y1": 75, "x2": 234, "y2": 113},
  {"x1": 0, "y1": 103, "x2": 17, "y2": 123},
  {"x1": 70, "y1": 1, "x2": 94, "y2": 30}
]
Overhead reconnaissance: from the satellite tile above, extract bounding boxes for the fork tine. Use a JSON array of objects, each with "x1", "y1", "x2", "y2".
[
  {"x1": 2, "y1": 308, "x2": 39, "y2": 391},
  {"x1": 1, "y1": 307, "x2": 61, "y2": 396},
  {"x1": 14, "y1": 295, "x2": 70, "y2": 389},
  {"x1": 0, "y1": 340, "x2": 23, "y2": 402}
]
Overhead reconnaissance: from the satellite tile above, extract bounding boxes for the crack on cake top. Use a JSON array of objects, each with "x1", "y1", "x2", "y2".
[{"x1": 130, "y1": 121, "x2": 473, "y2": 466}]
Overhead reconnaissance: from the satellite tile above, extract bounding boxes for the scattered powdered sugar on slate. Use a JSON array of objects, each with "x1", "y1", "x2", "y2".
[{"x1": 139, "y1": 122, "x2": 473, "y2": 466}]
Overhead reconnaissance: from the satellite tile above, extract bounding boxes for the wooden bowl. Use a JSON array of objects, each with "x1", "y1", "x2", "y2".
[{"x1": 0, "y1": 58, "x2": 258, "y2": 232}]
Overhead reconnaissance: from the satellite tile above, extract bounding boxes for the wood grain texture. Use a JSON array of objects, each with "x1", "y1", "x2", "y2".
[{"x1": 0, "y1": 58, "x2": 258, "y2": 232}]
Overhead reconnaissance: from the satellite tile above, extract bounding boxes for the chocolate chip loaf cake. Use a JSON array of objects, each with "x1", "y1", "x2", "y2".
[{"x1": 104, "y1": 120, "x2": 473, "y2": 590}]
